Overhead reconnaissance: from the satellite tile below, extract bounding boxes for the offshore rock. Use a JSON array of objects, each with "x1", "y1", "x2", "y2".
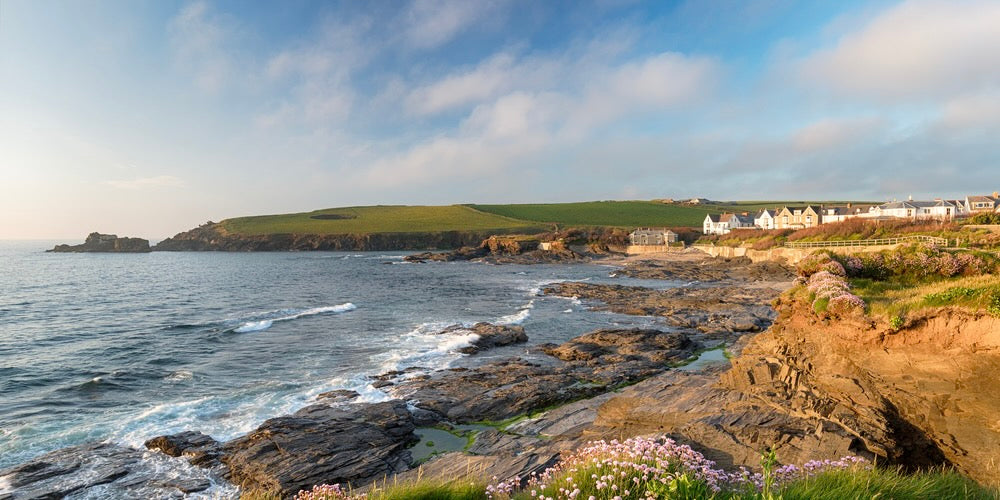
[
  {"x1": 220, "y1": 401, "x2": 417, "y2": 497},
  {"x1": 144, "y1": 431, "x2": 223, "y2": 468},
  {"x1": 437, "y1": 322, "x2": 529, "y2": 354},
  {"x1": 48, "y1": 232, "x2": 150, "y2": 253}
]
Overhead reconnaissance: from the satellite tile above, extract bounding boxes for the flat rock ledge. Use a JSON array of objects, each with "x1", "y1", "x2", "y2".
[{"x1": 0, "y1": 442, "x2": 228, "y2": 500}]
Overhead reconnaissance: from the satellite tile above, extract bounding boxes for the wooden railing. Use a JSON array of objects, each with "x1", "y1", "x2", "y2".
[{"x1": 783, "y1": 235, "x2": 948, "y2": 248}]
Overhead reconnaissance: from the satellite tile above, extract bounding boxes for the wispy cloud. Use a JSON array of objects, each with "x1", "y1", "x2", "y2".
[
  {"x1": 105, "y1": 175, "x2": 184, "y2": 190},
  {"x1": 402, "y1": 0, "x2": 507, "y2": 49}
]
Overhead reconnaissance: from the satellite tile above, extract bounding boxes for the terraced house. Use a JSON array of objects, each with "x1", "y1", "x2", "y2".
[{"x1": 774, "y1": 206, "x2": 822, "y2": 229}]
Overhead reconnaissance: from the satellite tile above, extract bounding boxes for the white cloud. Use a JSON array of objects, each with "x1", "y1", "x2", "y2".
[
  {"x1": 800, "y1": 0, "x2": 1000, "y2": 100},
  {"x1": 402, "y1": 0, "x2": 504, "y2": 49},
  {"x1": 105, "y1": 175, "x2": 184, "y2": 190},
  {"x1": 405, "y1": 54, "x2": 518, "y2": 115}
]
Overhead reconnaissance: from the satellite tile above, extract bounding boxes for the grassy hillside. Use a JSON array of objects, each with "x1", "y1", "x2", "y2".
[
  {"x1": 217, "y1": 200, "x2": 879, "y2": 236},
  {"x1": 468, "y1": 201, "x2": 714, "y2": 228},
  {"x1": 220, "y1": 205, "x2": 546, "y2": 235}
]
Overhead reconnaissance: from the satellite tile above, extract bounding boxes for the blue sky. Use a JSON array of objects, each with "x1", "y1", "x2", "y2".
[{"x1": 2, "y1": 0, "x2": 999, "y2": 239}]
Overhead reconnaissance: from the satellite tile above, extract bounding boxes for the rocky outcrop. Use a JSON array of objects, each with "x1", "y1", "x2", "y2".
[
  {"x1": 387, "y1": 329, "x2": 697, "y2": 423},
  {"x1": 437, "y1": 322, "x2": 529, "y2": 354},
  {"x1": 0, "y1": 442, "x2": 227, "y2": 499},
  {"x1": 616, "y1": 256, "x2": 795, "y2": 282},
  {"x1": 144, "y1": 431, "x2": 223, "y2": 468},
  {"x1": 404, "y1": 235, "x2": 585, "y2": 264},
  {"x1": 719, "y1": 299, "x2": 1000, "y2": 484},
  {"x1": 153, "y1": 223, "x2": 538, "y2": 252},
  {"x1": 219, "y1": 401, "x2": 417, "y2": 496},
  {"x1": 545, "y1": 282, "x2": 779, "y2": 337},
  {"x1": 48, "y1": 232, "x2": 150, "y2": 253}
]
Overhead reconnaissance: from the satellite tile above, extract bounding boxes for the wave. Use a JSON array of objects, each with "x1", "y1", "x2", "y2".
[
  {"x1": 230, "y1": 303, "x2": 356, "y2": 333},
  {"x1": 496, "y1": 300, "x2": 534, "y2": 325}
]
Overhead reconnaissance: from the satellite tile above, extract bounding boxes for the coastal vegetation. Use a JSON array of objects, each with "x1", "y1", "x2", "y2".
[
  {"x1": 289, "y1": 437, "x2": 998, "y2": 499},
  {"x1": 789, "y1": 245, "x2": 999, "y2": 320}
]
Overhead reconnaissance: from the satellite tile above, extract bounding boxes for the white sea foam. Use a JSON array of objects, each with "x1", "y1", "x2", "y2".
[
  {"x1": 234, "y1": 320, "x2": 273, "y2": 333},
  {"x1": 563, "y1": 309, "x2": 573, "y2": 313},
  {"x1": 231, "y1": 303, "x2": 356, "y2": 333},
  {"x1": 496, "y1": 300, "x2": 534, "y2": 325}
]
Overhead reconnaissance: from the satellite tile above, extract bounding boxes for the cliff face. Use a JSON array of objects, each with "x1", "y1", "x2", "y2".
[
  {"x1": 152, "y1": 223, "x2": 520, "y2": 252},
  {"x1": 721, "y1": 298, "x2": 1000, "y2": 484},
  {"x1": 49, "y1": 233, "x2": 150, "y2": 253}
]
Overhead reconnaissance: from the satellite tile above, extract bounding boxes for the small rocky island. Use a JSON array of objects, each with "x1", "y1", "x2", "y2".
[{"x1": 48, "y1": 232, "x2": 151, "y2": 253}]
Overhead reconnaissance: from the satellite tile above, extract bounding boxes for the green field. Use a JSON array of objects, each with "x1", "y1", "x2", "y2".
[
  {"x1": 217, "y1": 200, "x2": 878, "y2": 236},
  {"x1": 220, "y1": 205, "x2": 546, "y2": 235},
  {"x1": 468, "y1": 201, "x2": 715, "y2": 228}
]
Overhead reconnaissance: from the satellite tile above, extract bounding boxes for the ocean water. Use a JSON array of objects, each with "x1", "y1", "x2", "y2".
[{"x1": 0, "y1": 242, "x2": 680, "y2": 471}]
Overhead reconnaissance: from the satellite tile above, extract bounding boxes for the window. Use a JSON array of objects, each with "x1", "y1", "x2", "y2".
[
  {"x1": 806, "y1": 216, "x2": 812, "y2": 224},
  {"x1": 782, "y1": 215, "x2": 789, "y2": 224}
]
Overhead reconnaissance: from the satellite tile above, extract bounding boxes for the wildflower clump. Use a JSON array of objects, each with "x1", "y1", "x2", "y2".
[
  {"x1": 486, "y1": 436, "x2": 868, "y2": 499},
  {"x1": 804, "y1": 270, "x2": 866, "y2": 317},
  {"x1": 295, "y1": 483, "x2": 350, "y2": 500}
]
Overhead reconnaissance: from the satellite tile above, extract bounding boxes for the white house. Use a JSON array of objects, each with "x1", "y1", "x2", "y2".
[
  {"x1": 870, "y1": 200, "x2": 957, "y2": 221},
  {"x1": 704, "y1": 213, "x2": 754, "y2": 235},
  {"x1": 965, "y1": 193, "x2": 999, "y2": 214},
  {"x1": 629, "y1": 228, "x2": 678, "y2": 245},
  {"x1": 819, "y1": 204, "x2": 875, "y2": 224},
  {"x1": 753, "y1": 208, "x2": 777, "y2": 230}
]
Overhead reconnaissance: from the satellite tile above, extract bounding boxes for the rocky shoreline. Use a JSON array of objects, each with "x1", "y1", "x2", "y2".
[
  {"x1": 0, "y1": 254, "x2": 790, "y2": 498},
  {"x1": 5, "y1": 252, "x2": 996, "y2": 498}
]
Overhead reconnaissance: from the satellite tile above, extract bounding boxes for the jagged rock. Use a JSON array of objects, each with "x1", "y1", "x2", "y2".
[
  {"x1": 220, "y1": 401, "x2": 417, "y2": 497},
  {"x1": 48, "y1": 232, "x2": 150, "y2": 253},
  {"x1": 437, "y1": 323, "x2": 528, "y2": 354},
  {"x1": 315, "y1": 389, "x2": 360, "y2": 403},
  {"x1": 144, "y1": 431, "x2": 223, "y2": 468}
]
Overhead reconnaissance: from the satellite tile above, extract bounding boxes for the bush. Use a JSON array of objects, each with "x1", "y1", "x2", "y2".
[
  {"x1": 889, "y1": 315, "x2": 905, "y2": 330},
  {"x1": 969, "y1": 212, "x2": 1000, "y2": 225}
]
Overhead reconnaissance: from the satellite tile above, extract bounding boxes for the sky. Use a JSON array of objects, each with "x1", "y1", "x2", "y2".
[{"x1": 2, "y1": 0, "x2": 999, "y2": 239}]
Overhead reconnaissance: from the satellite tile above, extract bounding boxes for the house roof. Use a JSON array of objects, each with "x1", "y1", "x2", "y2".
[
  {"x1": 879, "y1": 200, "x2": 956, "y2": 210},
  {"x1": 631, "y1": 228, "x2": 677, "y2": 235},
  {"x1": 967, "y1": 195, "x2": 998, "y2": 204}
]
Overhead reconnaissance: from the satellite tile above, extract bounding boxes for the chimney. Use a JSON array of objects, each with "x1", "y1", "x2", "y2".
[
  {"x1": 994, "y1": 191, "x2": 998, "y2": 198},
  {"x1": 908, "y1": 194, "x2": 913, "y2": 201},
  {"x1": 847, "y1": 203, "x2": 852, "y2": 209}
]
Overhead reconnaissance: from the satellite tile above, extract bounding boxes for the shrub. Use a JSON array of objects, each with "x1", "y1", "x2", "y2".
[
  {"x1": 969, "y1": 212, "x2": 1000, "y2": 225},
  {"x1": 889, "y1": 315, "x2": 905, "y2": 330},
  {"x1": 827, "y1": 294, "x2": 867, "y2": 316}
]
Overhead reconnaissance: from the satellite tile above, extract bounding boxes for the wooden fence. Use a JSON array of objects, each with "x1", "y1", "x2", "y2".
[{"x1": 783, "y1": 235, "x2": 948, "y2": 249}]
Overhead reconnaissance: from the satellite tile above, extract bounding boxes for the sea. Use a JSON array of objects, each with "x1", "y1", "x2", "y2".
[{"x1": 0, "y1": 242, "x2": 685, "y2": 477}]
